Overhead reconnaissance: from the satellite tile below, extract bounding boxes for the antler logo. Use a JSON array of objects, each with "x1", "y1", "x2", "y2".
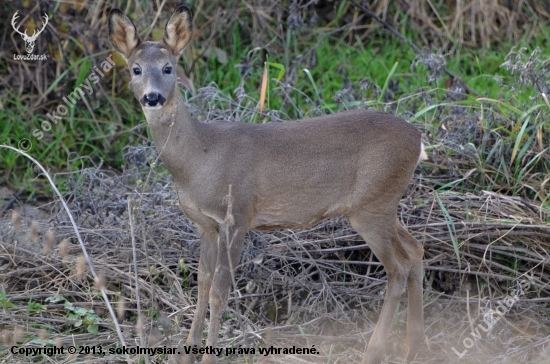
[{"x1": 11, "y1": 11, "x2": 49, "y2": 54}]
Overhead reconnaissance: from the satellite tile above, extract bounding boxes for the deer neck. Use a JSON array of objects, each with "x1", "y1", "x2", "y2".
[{"x1": 143, "y1": 89, "x2": 205, "y2": 182}]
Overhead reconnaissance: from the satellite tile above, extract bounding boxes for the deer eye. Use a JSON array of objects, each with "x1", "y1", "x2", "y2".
[
  {"x1": 133, "y1": 67, "x2": 141, "y2": 75},
  {"x1": 163, "y1": 66, "x2": 172, "y2": 75}
]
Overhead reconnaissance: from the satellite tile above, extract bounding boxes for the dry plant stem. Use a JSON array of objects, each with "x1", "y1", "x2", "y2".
[
  {"x1": 140, "y1": 211, "x2": 155, "y2": 323},
  {"x1": 0, "y1": 144, "x2": 130, "y2": 363},
  {"x1": 350, "y1": 0, "x2": 478, "y2": 96},
  {"x1": 223, "y1": 184, "x2": 246, "y2": 346},
  {"x1": 89, "y1": 0, "x2": 105, "y2": 29},
  {"x1": 223, "y1": 185, "x2": 238, "y2": 294},
  {"x1": 141, "y1": 0, "x2": 168, "y2": 41},
  {"x1": 128, "y1": 199, "x2": 145, "y2": 355}
]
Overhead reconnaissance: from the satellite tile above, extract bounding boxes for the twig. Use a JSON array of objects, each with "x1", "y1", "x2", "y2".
[
  {"x1": 128, "y1": 198, "x2": 146, "y2": 363},
  {"x1": 141, "y1": 0, "x2": 168, "y2": 41},
  {"x1": 1, "y1": 188, "x2": 25, "y2": 217}
]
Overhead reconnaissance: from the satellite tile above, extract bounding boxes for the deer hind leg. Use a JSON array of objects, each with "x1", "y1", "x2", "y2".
[
  {"x1": 397, "y1": 222, "x2": 424, "y2": 361},
  {"x1": 347, "y1": 214, "x2": 413, "y2": 364},
  {"x1": 201, "y1": 225, "x2": 247, "y2": 364},
  {"x1": 181, "y1": 225, "x2": 219, "y2": 364}
]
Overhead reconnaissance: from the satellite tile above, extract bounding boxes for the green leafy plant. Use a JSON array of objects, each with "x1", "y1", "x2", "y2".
[
  {"x1": 0, "y1": 289, "x2": 15, "y2": 309},
  {"x1": 26, "y1": 299, "x2": 45, "y2": 314},
  {"x1": 45, "y1": 296, "x2": 102, "y2": 334}
]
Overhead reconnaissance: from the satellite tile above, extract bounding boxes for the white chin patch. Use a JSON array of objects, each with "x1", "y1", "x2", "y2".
[{"x1": 144, "y1": 104, "x2": 163, "y2": 111}]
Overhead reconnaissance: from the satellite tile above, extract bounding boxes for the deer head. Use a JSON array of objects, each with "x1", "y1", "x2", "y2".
[
  {"x1": 109, "y1": 6, "x2": 192, "y2": 111},
  {"x1": 11, "y1": 11, "x2": 49, "y2": 54}
]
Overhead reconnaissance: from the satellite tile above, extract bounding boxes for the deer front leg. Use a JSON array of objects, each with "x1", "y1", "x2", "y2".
[
  {"x1": 201, "y1": 226, "x2": 246, "y2": 364},
  {"x1": 181, "y1": 227, "x2": 219, "y2": 364}
]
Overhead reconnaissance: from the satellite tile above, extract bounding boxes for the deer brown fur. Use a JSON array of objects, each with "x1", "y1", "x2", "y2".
[{"x1": 109, "y1": 5, "x2": 426, "y2": 364}]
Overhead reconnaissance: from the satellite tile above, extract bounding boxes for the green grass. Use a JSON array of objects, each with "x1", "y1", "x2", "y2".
[{"x1": 196, "y1": 23, "x2": 550, "y2": 106}]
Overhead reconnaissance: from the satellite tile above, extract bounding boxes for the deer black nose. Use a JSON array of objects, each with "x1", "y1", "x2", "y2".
[
  {"x1": 141, "y1": 92, "x2": 165, "y2": 108},
  {"x1": 146, "y1": 93, "x2": 159, "y2": 102}
]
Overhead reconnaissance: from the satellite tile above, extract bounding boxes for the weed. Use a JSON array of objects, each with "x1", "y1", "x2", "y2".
[{"x1": 45, "y1": 296, "x2": 102, "y2": 335}]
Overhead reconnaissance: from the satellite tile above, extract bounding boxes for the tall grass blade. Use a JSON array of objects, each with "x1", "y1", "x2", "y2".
[
  {"x1": 378, "y1": 61, "x2": 398, "y2": 102},
  {"x1": 435, "y1": 192, "x2": 461, "y2": 268},
  {"x1": 510, "y1": 116, "x2": 530, "y2": 165},
  {"x1": 302, "y1": 68, "x2": 333, "y2": 113}
]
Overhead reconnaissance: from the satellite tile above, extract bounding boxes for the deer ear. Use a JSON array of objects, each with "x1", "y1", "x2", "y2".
[
  {"x1": 109, "y1": 9, "x2": 140, "y2": 59},
  {"x1": 162, "y1": 5, "x2": 193, "y2": 55}
]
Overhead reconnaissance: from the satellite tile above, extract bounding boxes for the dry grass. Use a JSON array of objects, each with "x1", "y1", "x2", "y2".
[
  {"x1": 1, "y1": 160, "x2": 549, "y2": 363},
  {"x1": 401, "y1": 0, "x2": 512, "y2": 48},
  {"x1": 362, "y1": 0, "x2": 550, "y2": 50},
  {"x1": 1, "y1": 82, "x2": 550, "y2": 363}
]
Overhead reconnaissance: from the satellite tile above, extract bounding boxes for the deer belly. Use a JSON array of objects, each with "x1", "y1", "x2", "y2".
[{"x1": 251, "y1": 197, "x2": 345, "y2": 230}]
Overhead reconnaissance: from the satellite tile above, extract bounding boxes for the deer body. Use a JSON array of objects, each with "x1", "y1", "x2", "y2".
[
  {"x1": 110, "y1": 6, "x2": 425, "y2": 364},
  {"x1": 149, "y1": 104, "x2": 421, "y2": 230}
]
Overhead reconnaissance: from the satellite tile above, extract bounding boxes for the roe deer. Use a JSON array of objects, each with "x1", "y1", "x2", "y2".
[{"x1": 109, "y1": 5, "x2": 426, "y2": 364}]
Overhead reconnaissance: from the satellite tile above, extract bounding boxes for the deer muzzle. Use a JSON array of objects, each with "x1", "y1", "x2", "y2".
[{"x1": 142, "y1": 92, "x2": 166, "y2": 110}]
